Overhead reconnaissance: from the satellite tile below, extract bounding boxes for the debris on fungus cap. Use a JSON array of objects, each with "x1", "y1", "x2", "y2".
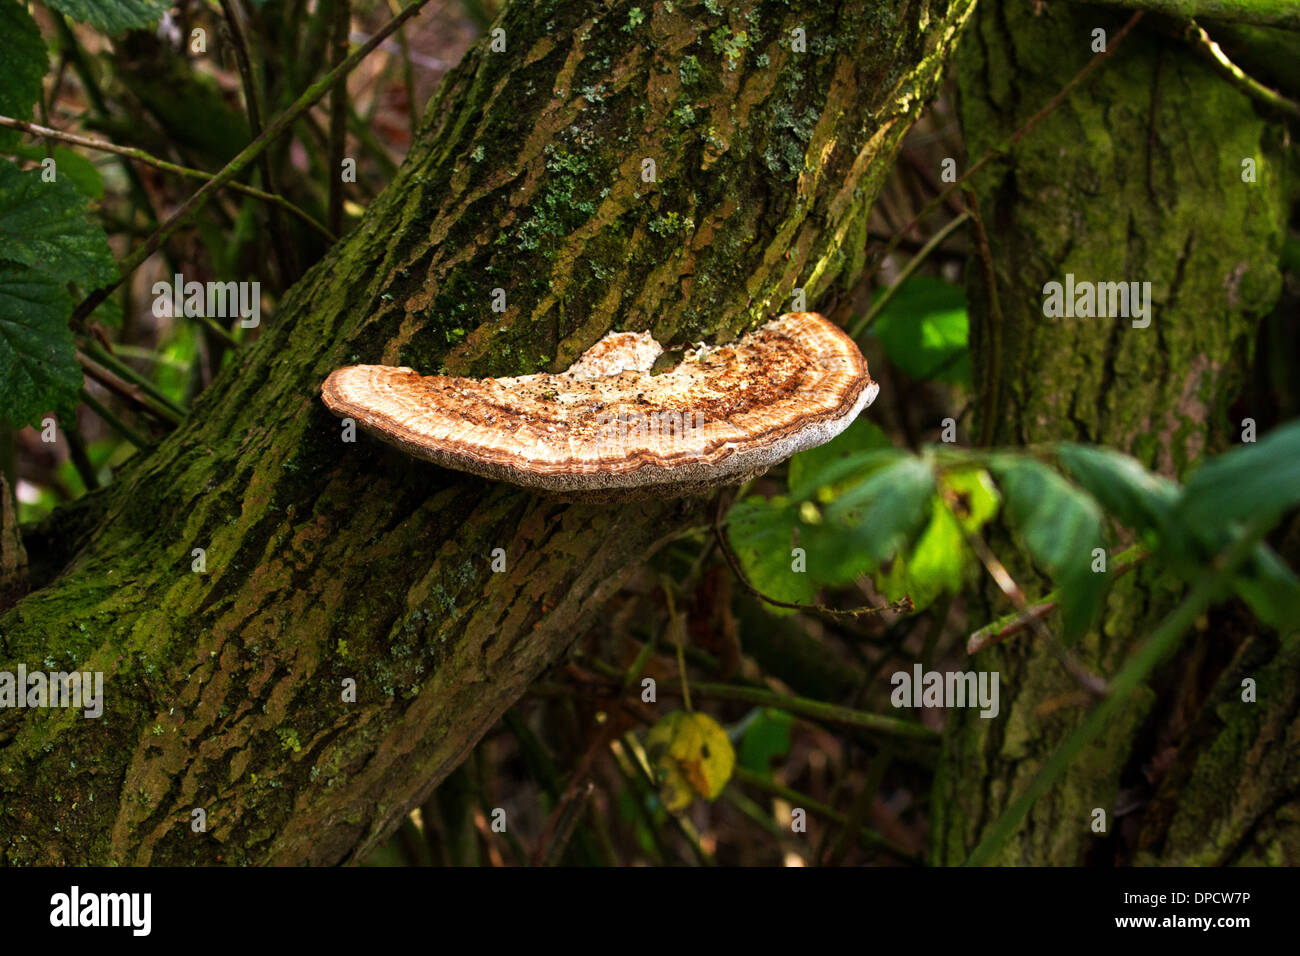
[{"x1": 320, "y1": 312, "x2": 879, "y2": 502}]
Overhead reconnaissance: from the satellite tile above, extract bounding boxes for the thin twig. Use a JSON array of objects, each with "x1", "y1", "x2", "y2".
[
  {"x1": 661, "y1": 680, "x2": 940, "y2": 742},
  {"x1": 961, "y1": 515, "x2": 1109, "y2": 696},
  {"x1": 220, "y1": 0, "x2": 302, "y2": 281},
  {"x1": 849, "y1": 211, "x2": 971, "y2": 339},
  {"x1": 1183, "y1": 20, "x2": 1300, "y2": 119},
  {"x1": 0, "y1": 115, "x2": 334, "y2": 241},
  {"x1": 328, "y1": 0, "x2": 352, "y2": 237},
  {"x1": 69, "y1": 0, "x2": 438, "y2": 323},
  {"x1": 78, "y1": 388, "x2": 148, "y2": 448},
  {"x1": 967, "y1": 546, "x2": 1148, "y2": 654},
  {"x1": 531, "y1": 720, "x2": 617, "y2": 866},
  {"x1": 660, "y1": 575, "x2": 692, "y2": 712},
  {"x1": 79, "y1": 337, "x2": 189, "y2": 418},
  {"x1": 963, "y1": 189, "x2": 1002, "y2": 448},
  {"x1": 77, "y1": 352, "x2": 181, "y2": 426}
]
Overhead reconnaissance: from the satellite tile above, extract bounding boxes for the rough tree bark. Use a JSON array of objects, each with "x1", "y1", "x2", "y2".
[
  {"x1": 0, "y1": 0, "x2": 975, "y2": 864},
  {"x1": 932, "y1": 0, "x2": 1294, "y2": 865}
]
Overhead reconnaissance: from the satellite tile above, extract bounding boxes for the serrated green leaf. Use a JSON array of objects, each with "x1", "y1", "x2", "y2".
[
  {"x1": 1056, "y1": 443, "x2": 1178, "y2": 537},
  {"x1": 869, "y1": 277, "x2": 970, "y2": 385},
  {"x1": 992, "y1": 458, "x2": 1106, "y2": 640},
  {"x1": 43, "y1": 0, "x2": 171, "y2": 33},
  {"x1": 0, "y1": 159, "x2": 116, "y2": 286},
  {"x1": 0, "y1": 263, "x2": 79, "y2": 428},
  {"x1": 876, "y1": 497, "x2": 968, "y2": 610},
  {"x1": 787, "y1": 417, "x2": 893, "y2": 495},
  {"x1": 1176, "y1": 420, "x2": 1300, "y2": 531},
  {"x1": 0, "y1": 0, "x2": 46, "y2": 151},
  {"x1": 824, "y1": 455, "x2": 935, "y2": 565},
  {"x1": 725, "y1": 495, "x2": 814, "y2": 609},
  {"x1": 788, "y1": 446, "x2": 905, "y2": 503},
  {"x1": 11, "y1": 145, "x2": 105, "y2": 200},
  {"x1": 940, "y1": 467, "x2": 1000, "y2": 534}
]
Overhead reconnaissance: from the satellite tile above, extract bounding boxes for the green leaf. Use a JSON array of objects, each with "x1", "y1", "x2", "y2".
[
  {"x1": 877, "y1": 497, "x2": 968, "y2": 610},
  {"x1": 0, "y1": 159, "x2": 115, "y2": 286},
  {"x1": 738, "y1": 708, "x2": 793, "y2": 778},
  {"x1": 1176, "y1": 421, "x2": 1300, "y2": 531},
  {"x1": 0, "y1": 263, "x2": 79, "y2": 428},
  {"x1": 788, "y1": 446, "x2": 905, "y2": 504},
  {"x1": 787, "y1": 417, "x2": 893, "y2": 496},
  {"x1": 1232, "y1": 544, "x2": 1300, "y2": 632},
  {"x1": 824, "y1": 455, "x2": 936, "y2": 564},
  {"x1": 10, "y1": 145, "x2": 105, "y2": 200},
  {"x1": 992, "y1": 458, "x2": 1106, "y2": 640},
  {"x1": 42, "y1": 0, "x2": 171, "y2": 33},
  {"x1": 0, "y1": 0, "x2": 47, "y2": 150},
  {"x1": 940, "y1": 467, "x2": 1000, "y2": 534},
  {"x1": 1056, "y1": 443, "x2": 1178, "y2": 538},
  {"x1": 725, "y1": 495, "x2": 815, "y2": 609},
  {"x1": 869, "y1": 277, "x2": 970, "y2": 385}
]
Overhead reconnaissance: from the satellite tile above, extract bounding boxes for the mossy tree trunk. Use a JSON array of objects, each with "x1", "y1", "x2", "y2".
[
  {"x1": 0, "y1": 0, "x2": 975, "y2": 865},
  {"x1": 932, "y1": 0, "x2": 1295, "y2": 865}
]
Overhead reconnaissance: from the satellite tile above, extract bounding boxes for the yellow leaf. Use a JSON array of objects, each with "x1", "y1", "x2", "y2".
[{"x1": 644, "y1": 712, "x2": 735, "y2": 811}]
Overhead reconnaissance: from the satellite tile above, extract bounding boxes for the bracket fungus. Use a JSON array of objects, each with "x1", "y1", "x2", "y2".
[{"x1": 320, "y1": 312, "x2": 878, "y2": 501}]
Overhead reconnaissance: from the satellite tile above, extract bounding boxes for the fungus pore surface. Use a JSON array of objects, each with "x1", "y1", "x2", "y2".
[{"x1": 320, "y1": 312, "x2": 878, "y2": 501}]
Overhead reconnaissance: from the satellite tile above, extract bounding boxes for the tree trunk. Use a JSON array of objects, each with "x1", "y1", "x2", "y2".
[
  {"x1": 931, "y1": 0, "x2": 1293, "y2": 865},
  {"x1": 0, "y1": 0, "x2": 975, "y2": 865}
]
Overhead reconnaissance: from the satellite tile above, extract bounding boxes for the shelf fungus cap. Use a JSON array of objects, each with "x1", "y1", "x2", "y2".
[{"x1": 320, "y1": 312, "x2": 878, "y2": 501}]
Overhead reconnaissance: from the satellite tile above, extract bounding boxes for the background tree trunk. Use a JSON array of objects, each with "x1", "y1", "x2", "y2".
[
  {"x1": 0, "y1": 0, "x2": 975, "y2": 865},
  {"x1": 931, "y1": 0, "x2": 1293, "y2": 865}
]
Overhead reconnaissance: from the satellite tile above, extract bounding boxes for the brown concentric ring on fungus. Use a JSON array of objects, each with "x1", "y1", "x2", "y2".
[{"x1": 320, "y1": 312, "x2": 879, "y2": 501}]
